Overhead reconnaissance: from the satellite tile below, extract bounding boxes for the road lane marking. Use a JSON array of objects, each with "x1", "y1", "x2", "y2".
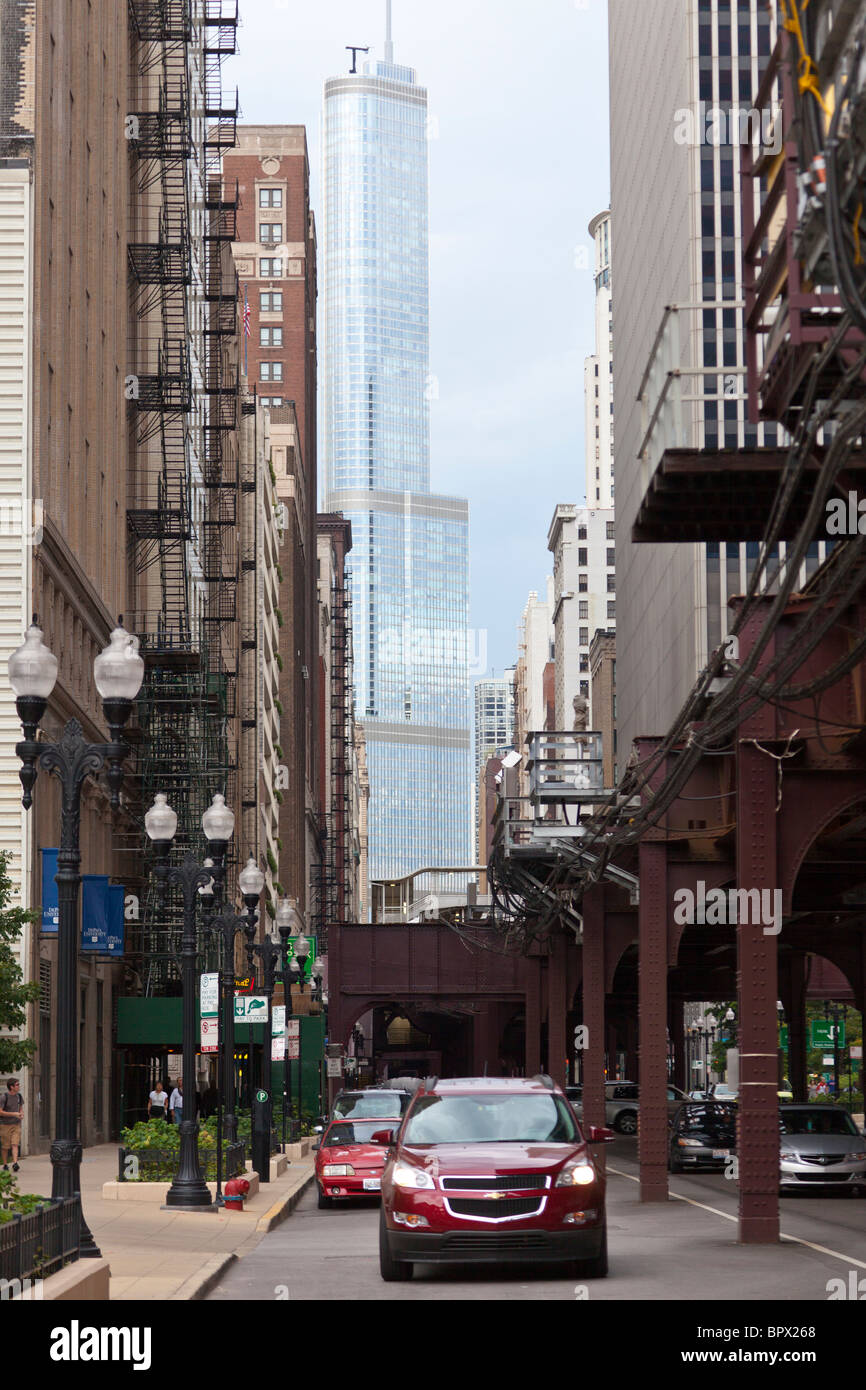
[{"x1": 607, "y1": 1164, "x2": 866, "y2": 1270}]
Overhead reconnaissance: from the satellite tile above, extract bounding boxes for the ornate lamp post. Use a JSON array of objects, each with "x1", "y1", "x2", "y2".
[
  {"x1": 9, "y1": 619, "x2": 144, "y2": 1255},
  {"x1": 245, "y1": 894, "x2": 280, "y2": 1148},
  {"x1": 276, "y1": 897, "x2": 301, "y2": 1145},
  {"x1": 293, "y1": 933, "x2": 310, "y2": 1124},
  {"x1": 212, "y1": 853, "x2": 262, "y2": 1148},
  {"x1": 144, "y1": 794, "x2": 233, "y2": 1210}
]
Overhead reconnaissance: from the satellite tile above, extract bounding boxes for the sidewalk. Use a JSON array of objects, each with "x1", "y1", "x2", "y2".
[{"x1": 15, "y1": 1145, "x2": 315, "y2": 1300}]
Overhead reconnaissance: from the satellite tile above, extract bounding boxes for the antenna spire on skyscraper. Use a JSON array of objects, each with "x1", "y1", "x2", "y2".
[{"x1": 385, "y1": 0, "x2": 394, "y2": 63}]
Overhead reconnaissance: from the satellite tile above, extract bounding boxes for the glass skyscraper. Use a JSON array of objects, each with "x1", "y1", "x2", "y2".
[{"x1": 323, "y1": 46, "x2": 472, "y2": 883}]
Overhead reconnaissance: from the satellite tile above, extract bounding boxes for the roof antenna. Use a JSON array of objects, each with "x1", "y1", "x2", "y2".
[{"x1": 385, "y1": 0, "x2": 394, "y2": 63}]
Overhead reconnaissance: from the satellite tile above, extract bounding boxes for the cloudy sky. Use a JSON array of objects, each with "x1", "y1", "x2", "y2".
[{"x1": 230, "y1": 0, "x2": 611, "y2": 677}]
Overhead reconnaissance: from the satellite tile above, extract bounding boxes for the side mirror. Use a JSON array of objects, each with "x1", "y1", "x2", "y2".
[
  {"x1": 371, "y1": 1127, "x2": 396, "y2": 1145},
  {"x1": 587, "y1": 1126, "x2": 616, "y2": 1144}
]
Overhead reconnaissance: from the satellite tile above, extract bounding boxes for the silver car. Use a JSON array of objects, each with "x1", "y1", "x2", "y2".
[
  {"x1": 780, "y1": 1105, "x2": 866, "y2": 1194},
  {"x1": 569, "y1": 1082, "x2": 686, "y2": 1135}
]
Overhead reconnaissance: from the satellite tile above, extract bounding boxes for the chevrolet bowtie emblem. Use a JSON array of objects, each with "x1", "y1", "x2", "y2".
[{"x1": 485, "y1": 1191, "x2": 505, "y2": 1199}]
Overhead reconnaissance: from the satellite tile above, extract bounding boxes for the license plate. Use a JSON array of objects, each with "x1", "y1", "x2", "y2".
[
  {"x1": 712, "y1": 1149, "x2": 731, "y2": 1158},
  {"x1": 363, "y1": 1178, "x2": 382, "y2": 1191}
]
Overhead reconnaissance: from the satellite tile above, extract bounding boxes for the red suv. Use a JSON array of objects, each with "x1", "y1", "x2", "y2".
[{"x1": 375, "y1": 1076, "x2": 614, "y2": 1281}]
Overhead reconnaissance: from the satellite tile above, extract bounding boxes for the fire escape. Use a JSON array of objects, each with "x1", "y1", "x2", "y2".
[{"x1": 125, "y1": 0, "x2": 241, "y2": 994}]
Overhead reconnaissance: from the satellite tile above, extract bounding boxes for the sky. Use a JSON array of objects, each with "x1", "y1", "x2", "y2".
[{"x1": 229, "y1": 0, "x2": 611, "y2": 678}]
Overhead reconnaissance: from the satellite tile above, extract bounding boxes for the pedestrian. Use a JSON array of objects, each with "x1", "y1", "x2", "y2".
[
  {"x1": 201, "y1": 1082, "x2": 219, "y2": 1119},
  {"x1": 0, "y1": 1079, "x2": 24, "y2": 1172},
  {"x1": 148, "y1": 1080, "x2": 169, "y2": 1121},
  {"x1": 169, "y1": 1078, "x2": 183, "y2": 1126}
]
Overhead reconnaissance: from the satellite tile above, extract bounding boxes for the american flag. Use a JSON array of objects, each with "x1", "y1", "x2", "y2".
[{"x1": 243, "y1": 286, "x2": 251, "y2": 338}]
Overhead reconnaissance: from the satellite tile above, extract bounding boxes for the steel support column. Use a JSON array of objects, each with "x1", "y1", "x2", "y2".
[
  {"x1": 582, "y1": 886, "x2": 606, "y2": 1134},
  {"x1": 548, "y1": 932, "x2": 568, "y2": 1088},
  {"x1": 525, "y1": 956, "x2": 541, "y2": 1075},
  {"x1": 638, "y1": 841, "x2": 669, "y2": 1201},
  {"x1": 736, "y1": 739, "x2": 780, "y2": 1244}
]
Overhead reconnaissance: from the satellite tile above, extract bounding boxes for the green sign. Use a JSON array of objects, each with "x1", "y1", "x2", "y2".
[
  {"x1": 256, "y1": 1089, "x2": 268, "y2": 1104},
  {"x1": 287, "y1": 935, "x2": 318, "y2": 982},
  {"x1": 810, "y1": 1019, "x2": 846, "y2": 1048},
  {"x1": 779, "y1": 1025, "x2": 788, "y2": 1049}
]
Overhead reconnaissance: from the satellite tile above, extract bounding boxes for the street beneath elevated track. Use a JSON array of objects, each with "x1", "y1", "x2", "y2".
[{"x1": 207, "y1": 1139, "x2": 866, "y2": 1301}]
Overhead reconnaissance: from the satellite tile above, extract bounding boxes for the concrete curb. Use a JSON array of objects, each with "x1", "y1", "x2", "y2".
[
  {"x1": 255, "y1": 1168, "x2": 316, "y2": 1234},
  {"x1": 170, "y1": 1252, "x2": 238, "y2": 1302}
]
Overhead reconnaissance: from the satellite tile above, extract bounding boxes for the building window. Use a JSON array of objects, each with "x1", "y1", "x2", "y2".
[
  {"x1": 607, "y1": 574, "x2": 615, "y2": 591},
  {"x1": 259, "y1": 223, "x2": 283, "y2": 243},
  {"x1": 578, "y1": 547, "x2": 587, "y2": 566},
  {"x1": 578, "y1": 525, "x2": 587, "y2": 539},
  {"x1": 607, "y1": 602, "x2": 616, "y2": 620},
  {"x1": 578, "y1": 574, "x2": 588, "y2": 592},
  {"x1": 260, "y1": 291, "x2": 283, "y2": 312},
  {"x1": 259, "y1": 188, "x2": 283, "y2": 207},
  {"x1": 579, "y1": 627, "x2": 589, "y2": 646},
  {"x1": 580, "y1": 655, "x2": 589, "y2": 673},
  {"x1": 260, "y1": 258, "x2": 283, "y2": 277},
  {"x1": 260, "y1": 362, "x2": 283, "y2": 382},
  {"x1": 259, "y1": 396, "x2": 284, "y2": 407},
  {"x1": 580, "y1": 681, "x2": 589, "y2": 698},
  {"x1": 260, "y1": 326, "x2": 283, "y2": 347},
  {"x1": 579, "y1": 601, "x2": 588, "y2": 619},
  {"x1": 606, "y1": 521, "x2": 615, "y2": 539},
  {"x1": 606, "y1": 548, "x2": 615, "y2": 566}
]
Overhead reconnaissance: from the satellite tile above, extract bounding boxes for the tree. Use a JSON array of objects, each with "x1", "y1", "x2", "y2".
[{"x1": 0, "y1": 851, "x2": 38, "y2": 1073}]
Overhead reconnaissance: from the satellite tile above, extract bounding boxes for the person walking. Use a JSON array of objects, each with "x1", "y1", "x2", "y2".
[
  {"x1": 148, "y1": 1080, "x2": 169, "y2": 1121},
  {"x1": 0, "y1": 1080, "x2": 24, "y2": 1171},
  {"x1": 169, "y1": 1078, "x2": 183, "y2": 1126}
]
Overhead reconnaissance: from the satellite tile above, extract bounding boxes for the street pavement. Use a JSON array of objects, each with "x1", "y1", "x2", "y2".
[
  {"x1": 15, "y1": 1143, "x2": 315, "y2": 1300},
  {"x1": 207, "y1": 1138, "x2": 866, "y2": 1301}
]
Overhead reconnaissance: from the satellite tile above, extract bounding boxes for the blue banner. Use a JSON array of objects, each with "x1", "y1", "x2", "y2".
[
  {"x1": 40, "y1": 848, "x2": 59, "y2": 934},
  {"x1": 81, "y1": 874, "x2": 110, "y2": 952},
  {"x1": 106, "y1": 883, "x2": 125, "y2": 957}
]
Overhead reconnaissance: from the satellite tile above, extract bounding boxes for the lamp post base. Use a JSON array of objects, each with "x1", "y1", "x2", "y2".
[{"x1": 160, "y1": 1201, "x2": 218, "y2": 1212}]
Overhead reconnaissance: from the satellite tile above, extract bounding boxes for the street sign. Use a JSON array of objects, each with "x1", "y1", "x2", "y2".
[
  {"x1": 286, "y1": 1018, "x2": 299, "y2": 1037},
  {"x1": 779, "y1": 1025, "x2": 789, "y2": 1048},
  {"x1": 200, "y1": 972, "x2": 219, "y2": 1017},
  {"x1": 234, "y1": 994, "x2": 268, "y2": 1022},
  {"x1": 272, "y1": 1036, "x2": 286, "y2": 1062},
  {"x1": 201, "y1": 1016, "x2": 219, "y2": 1054},
  {"x1": 287, "y1": 1038, "x2": 300, "y2": 1060},
  {"x1": 823, "y1": 1055, "x2": 834, "y2": 1067},
  {"x1": 810, "y1": 1020, "x2": 846, "y2": 1048},
  {"x1": 272, "y1": 1005, "x2": 286, "y2": 1037},
  {"x1": 326, "y1": 1056, "x2": 343, "y2": 1078},
  {"x1": 286, "y1": 936, "x2": 318, "y2": 982},
  {"x1": 256, "y1": 1089, "x2": 268, "y2": 1104},
  {"x1": 851, "y1": 1045, "x2": 863, "y2": 1061}
]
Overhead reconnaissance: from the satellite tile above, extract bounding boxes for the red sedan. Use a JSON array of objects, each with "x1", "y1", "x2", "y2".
[
  {"x1": 375, "y1": 1076, "x2": 615, "y2": 1281},
  {"x1": 315, "y1": 1119, "x2": 392, "y2": 1208}
]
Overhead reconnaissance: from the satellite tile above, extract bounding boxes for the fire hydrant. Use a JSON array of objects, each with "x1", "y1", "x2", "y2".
[{"x1": 224, "y1": 1177, "x2": 250, "y2": 1212}]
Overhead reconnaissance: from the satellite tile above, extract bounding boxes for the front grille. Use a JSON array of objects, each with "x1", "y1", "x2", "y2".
[
  {"x1": 446, "y1": 1197, "x2": 543, "y2": 1220},
  {"x1": 800, "y1": 1155, "x2": 843, "y2": 1166},
  {"x1": 795, "y1": 1171, "x2": 850, "y2": 1183},
  {"x1": 444, "y1": 1232, "x2": 550, "y2": 1254},
  {"x1": 441, "y1": 1174, "x2": 549, "y2": 1191}
]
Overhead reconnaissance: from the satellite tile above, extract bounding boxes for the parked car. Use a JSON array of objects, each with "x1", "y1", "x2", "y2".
[
  {"x1": 669, "y1": 1101, "x2": 737, "y2": 1172},
  {"x1": 314, "y1": 1118, "x2": 396, "y2": 1208},
  {"x1": 330, "y1": 1088, "x2": 411, "y2": 1121},
  {"x1": 375, "y1": 1075, "x2": 615, "y2": 1281},
  {"x1": 570, "y1": 1081, "x2": 687, "y2": 1134},
  {"x1": 779, "y1": 1105, "x2": 866, "y2": 1194},
  {"x1": 707, "y1": 1083, "x2": 739, "y2": 1102}
]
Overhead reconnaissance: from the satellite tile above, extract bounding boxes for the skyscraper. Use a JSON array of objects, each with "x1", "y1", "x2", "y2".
[
  {"x1": 584, "y1": 210, "x2": 614, "y2": 509},
  {"x1": 323, "y1": 15, "x2": 472, "y2": 882},
  {"x1": 609, "y1": 0, "x2": 830, "y2": 755}
]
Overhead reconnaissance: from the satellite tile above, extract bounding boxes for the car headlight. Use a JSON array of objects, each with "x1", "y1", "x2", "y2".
[
  {"x1": 677, "y1": 1138, "x2": 704, "y2": 1148},
  {"x1": 780, "y1": 1151, "x2": 797, "y2": 1160},
  {"x1": 555, "y1": 1160, "x2": 596, "y2": 1187},
  {"x1": 392, "y1": 1163, "x2": 435, "y2": 1190},
  {"x1": 322, "y1": 1164, "x2": 355, "y2": 1177},
  {"x1": 844, "y1": 1151, "x2": 866, "y2": 1163}
]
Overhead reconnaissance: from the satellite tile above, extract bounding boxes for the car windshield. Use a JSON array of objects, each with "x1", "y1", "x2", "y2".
[
  {"x1": 333, "y1": 1094, "x2": 404, "y2": 1119},
  {"x1": 402, "y1": 1093, "x2": 579, "y2": 1144},
  {"x1": 780, "y1": 1110, "x2": 859, "y2": 1137},
  {"x1": 322, "y1": 1122, "x2": 393, "y2": 1147},
  {"x1": 676, "y1": 1105, "x2": 737, "y2": 1138}
]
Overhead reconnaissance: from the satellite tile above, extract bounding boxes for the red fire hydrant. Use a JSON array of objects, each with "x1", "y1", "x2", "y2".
[{"x1": 224, "y1": 1177, "x2": 250, "y2": 1212}]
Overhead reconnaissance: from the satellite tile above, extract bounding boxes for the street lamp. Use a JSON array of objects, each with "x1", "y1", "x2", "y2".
[
  {"x1": 9, "y1": 619, "x2": 144, "y2": 1255},
  {"x1": 276, "y1": 897, "x2": 301, "y2": 1145},
  {"x1": 244, "y1": 884, "x2": 279, "y2": 1169},
  {"x1": 144, "y1": 794, "x2": 220, "y2": 1210},
  {"x1": 211, "y1": 850, "x2": 261, "y2": 1151}
]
